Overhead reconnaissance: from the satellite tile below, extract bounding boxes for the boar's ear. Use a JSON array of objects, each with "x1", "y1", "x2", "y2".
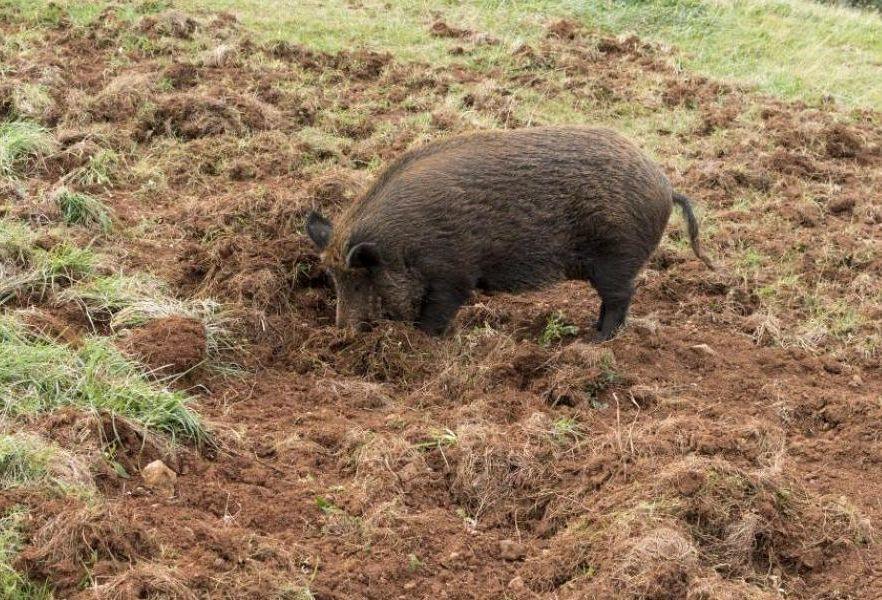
[
  {"x1": 305, "y1": 211, "x2": 332, "y2": 250},
  {"x1": 346, "y1": 242, "x2": 382, "y2": 270}
]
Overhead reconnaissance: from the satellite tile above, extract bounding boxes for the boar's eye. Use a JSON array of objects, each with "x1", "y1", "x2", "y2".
[{"x1": 345, "y1": 242, "x2": 382, "y2": 270}]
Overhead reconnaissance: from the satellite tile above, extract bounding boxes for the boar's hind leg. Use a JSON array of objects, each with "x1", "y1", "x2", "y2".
[
  {"x1": 589, "y1": 257, "x2": 639, "y2": 341},
  {"x1": 416, "y1": 281, "x2": 471, "y2": 335}
]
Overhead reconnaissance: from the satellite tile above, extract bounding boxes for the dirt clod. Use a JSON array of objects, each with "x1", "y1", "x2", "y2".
[{"x1": 121, "y1": 316, "x2": 206, "y2": 375}]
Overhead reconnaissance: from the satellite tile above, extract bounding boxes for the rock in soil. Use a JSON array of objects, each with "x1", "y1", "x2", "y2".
[{"x1": 141, "y1": 460, "x2": 177, "y2": 496}]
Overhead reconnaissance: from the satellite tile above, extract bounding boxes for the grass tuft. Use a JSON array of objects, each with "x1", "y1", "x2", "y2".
[
  {"x1": 0, "y1": 220, "x2": 37, "y2": 265},
  {"x1": 72, "y1": 148, "x2": 121, "y2": 188},
  {"x1": 0, "y1": 433, "x2": 55, "y2": 488},
  {"x1": 0, "y1": 243, "x2": 96, "y2": 303},
  {"x1": 10, "y1": 83, "x2": 53, "y2": 121},
  {"x1": 0, "y1": 120, "x2": 55, "y2": 177},
  {"x1": 0, "y1": 316, "x2": 206, "y2": 443},
  {"x1": 52, "y1": 187, "x2": 113, "y2": 232}
]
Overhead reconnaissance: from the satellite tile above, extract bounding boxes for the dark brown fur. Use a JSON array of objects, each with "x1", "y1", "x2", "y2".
[{"x1": 307, "y1": 126, "x2": 711, "y2": 339}]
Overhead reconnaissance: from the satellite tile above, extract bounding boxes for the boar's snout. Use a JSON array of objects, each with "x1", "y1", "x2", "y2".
[{"x1": 334, "y1": 298, "x2": 376, "y2": 333}]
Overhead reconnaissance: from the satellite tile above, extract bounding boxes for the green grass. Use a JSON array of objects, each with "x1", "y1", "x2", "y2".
[
  {"x1": 52, "y1": 188, "x2": 113, "y2": 232},
  {"x1": 573, "y1": 0, "x2": 882, "y2": 108},
  {"x1": 72, "y1": 149, "x2": 121, "y2": 188},
  {"x1": 0, "y1": 509, "x2": 52, "y2": 600},
  {"x1": 0, "y1": 316, "x2": 206, "y2": 443},
  {"x1": 539, "y1": 312, "x2": 579, "y2": 346},
  {"x1": 5, "y1": 0, "x2": 882, "y2": 107},
  {"x1": 0, "y1": 220, "x2": 37, "y2": 265},
  {"x1": 0, "y1": 432, "x2": 90, "y2": 495},
  {"x1": 177, "y1": 0, "x2": 882, "y2": 109},
  {"x1": 0, "y1": 0, "x2": 111, "y2": 26},
  {"x1": 0, "y1": 242, "x2": 96, "y2": 303},
  {"x1": 0, "y1": 433, "x2": 57, "y2": 489},
  {"x1": 0, "y1": 121, "x2": 55, "y2": 178}
]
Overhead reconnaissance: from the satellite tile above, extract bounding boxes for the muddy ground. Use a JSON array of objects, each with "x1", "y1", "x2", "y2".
[{"x1": 1, "y1": 3, "x2": 881, "y2": 599}]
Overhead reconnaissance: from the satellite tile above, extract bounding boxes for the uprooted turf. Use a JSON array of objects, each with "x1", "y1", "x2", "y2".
[{"x1": 0, "y1": 0, "x2": 881, "y2": 598}]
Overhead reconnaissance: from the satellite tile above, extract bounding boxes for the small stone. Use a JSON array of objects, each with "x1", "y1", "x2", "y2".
[
  {"x1": 499, "y1": 539, "x2": 526, "y2": 561},
  {"x1": 849, "y1": 374, "x2": 863, "y2": 388},
  {"x1": 142, "y1": 460, "x2": 176, "y2": 496},
  {"x1": 508, "y1": 576, "x2": 526, "y2": 590},
  {"x1": 690, "y1": 343, "x2": 717, "y2": 357},
  {"x1": 403, "y1": 582, "x2": 417, "y2": 591}
]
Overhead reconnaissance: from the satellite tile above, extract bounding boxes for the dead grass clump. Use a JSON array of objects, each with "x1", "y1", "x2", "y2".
[
  {"x1": 447, "y1": 420, "x2": 557, "y2": 527},
  {"x1": 138, "y1": 10, "x2": 198, "y2": 39},
  {"x1": 173, "y1": 192, "x2": 326, "y2": 314},
  {"x1": 824, "y1": 122, "x2": 866, "y2": 159},
  {"x1": 88, "y1": 562, "x2": 196, "y2": 600},
  {"x1": 138, "y1": 93, "x2": 241, "y2": 139},
  {"x1": 520, "y1": 436, "x2": 871, "y2": 596},
  {"x1": 429, "y1": 20, "x2": 472, "y2": 39},
  {"x1": 546, "y1": 19, "x2": 584, "y2": 41},
  {"x1": 489, "y1": 339, "x2": 551, "y2": 390},
  {"x1": 289, "y1": 325, "x2": 420, "y2": 380},
  {"x1": 686, "y1": 575, "x2": 778, "y2": 600},
  {"x1": 656, "y1": 457, "x2": 873, "y2": 577},
  {"x1": 136, "y1": 92, "x2": 278, "y2": 140},
  {"x1": 422, "y1": 326, "x2": 520, "y2": 400},
  {"x1": 611, "y1": 526, "x2": 700, "y2": 599},
  {"x1": 83, "y1": 73, "x2": 156, "y2": 123},
  {"x1": 313, "y1": 377, "x2": 392, "y2": 409},
  {"x1": 327, "y1": 324, "x2": 436, "y2": 384},
  {"x1": 16, "y1": 503, "x2": 157, "y2": 593},
  {"x1": 304, "y1": 166, "x2": 368, "y2": 212},
  {"x1": 199, "y1": 43, "x2": 239, "y2": 68},
  {"x1": 541, "y1": 343, "x2": 619, "y2": 406},
  {"x1": 337, "y1": 428, "x2": 427, "y2": 503}
]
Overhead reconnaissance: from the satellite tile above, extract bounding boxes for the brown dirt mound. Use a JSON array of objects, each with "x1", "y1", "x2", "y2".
[
  {"x1": 120, "y1": 315, "x2": 207, "y2": 375},
  {"x1": 429, "y1": 19, "x2": 472, "y2": 39},
  {"x1": 15, "y1": 502, "x2": 158, "y2": 595},
  {"x1": 825, "y1": 122, "x2": 867, "y2": 159}
]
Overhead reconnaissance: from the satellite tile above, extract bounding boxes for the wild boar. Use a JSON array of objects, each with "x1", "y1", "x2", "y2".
[{"x1": 306, "y1": 126, "x2": 713, "y2": 340}]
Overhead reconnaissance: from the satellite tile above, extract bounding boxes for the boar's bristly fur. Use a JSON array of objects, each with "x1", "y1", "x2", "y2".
[{"x1": 306, "y1": 126, "x2": 712, "y2": 340}]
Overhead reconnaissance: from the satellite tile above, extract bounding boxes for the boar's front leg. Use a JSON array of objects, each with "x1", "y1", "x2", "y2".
[{"x1": 416, "y1": 279, "x2": 472, "y2": 335}]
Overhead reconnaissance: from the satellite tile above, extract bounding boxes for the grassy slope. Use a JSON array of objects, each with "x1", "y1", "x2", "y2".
[{"x1": 181, "y1": 0, "x2": 882, "y2": 109}]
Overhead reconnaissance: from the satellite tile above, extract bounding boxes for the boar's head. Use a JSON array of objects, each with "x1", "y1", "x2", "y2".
[{"x1": 305, "y1": 211, "x2": 423, "y2": 331}]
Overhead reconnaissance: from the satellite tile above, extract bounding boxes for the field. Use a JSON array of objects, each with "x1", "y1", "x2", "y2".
[{"x1": 1, "y1": 0, "x2": 881, "y2": 598}]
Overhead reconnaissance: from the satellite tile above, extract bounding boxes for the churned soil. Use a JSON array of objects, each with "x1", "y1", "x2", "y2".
[
  {"x1": 1, "y1": 5, "x2": 881, "y2": 600},
  {"x1": 120, "y1": 315, "x2": 208, "y2": 376}
]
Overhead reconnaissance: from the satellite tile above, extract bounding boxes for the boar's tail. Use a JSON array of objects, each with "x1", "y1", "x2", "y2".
[{"x1": 672, "y1": 191, "x2": 715, "y2": 270}]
